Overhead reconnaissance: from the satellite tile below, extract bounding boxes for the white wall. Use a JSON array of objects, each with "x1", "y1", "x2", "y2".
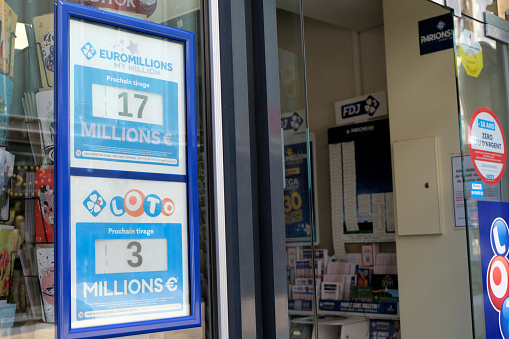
[{"x1": 384, "y1": 0, "x2": 472, "y2": 338}]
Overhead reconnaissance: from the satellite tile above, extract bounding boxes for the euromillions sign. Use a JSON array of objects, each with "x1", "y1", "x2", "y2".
[
  {"x1": 66, "y1": 0, "x2": 157, "y2": 17},
  {"x1": 418, "y1": 13, "x2": 454, "y2": 55}
]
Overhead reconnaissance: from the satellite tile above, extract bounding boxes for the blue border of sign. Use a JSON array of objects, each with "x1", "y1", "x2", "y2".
[{"x1": 56, "y1": 2, "x2": 200, "y2": 338}]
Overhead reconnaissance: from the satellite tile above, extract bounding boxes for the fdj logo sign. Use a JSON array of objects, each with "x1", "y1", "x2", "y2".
[
  {"x1": 341, "y1": 95, "x2": 379, "y2": 119},
  {"x1": 110, "y1": 189, "x2": 175, "y2": 217},
  {"x1": 486, "y1": 217, "x2": 509, "y2": 337}
]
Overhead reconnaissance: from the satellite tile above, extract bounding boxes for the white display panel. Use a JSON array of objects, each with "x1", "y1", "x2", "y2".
[
  {"x1": 92, "y1": 84, "x2": 164, "y2": 125},
  {"x1": 70, "y1": 175, "x2": 189, "y2": 328},
  {"x1": 69, "y1": 19, "x2": 187, "y2": 175},
  {"x1": 95, "y1": 238, "x2": 168, "y2": 274}
]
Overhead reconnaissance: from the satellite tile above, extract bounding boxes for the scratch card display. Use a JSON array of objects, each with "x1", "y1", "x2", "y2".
[
  {"x1": 36, "y1": 244, "x2": 54, "y2": 322},
  {"x1": 36, "y1": 91, "x2": 55, "y2": 164},
  {"x1": 35, "y1": 168, "x2": 54, "y2": 243},
  {"x1": 0, "y1": 228, "x2": 19, "y2": 297},
  {"x1": 0, "y1": 1, "x2": 17, "y2": 77},
  {"x1": 328, "y1": 119, "x2": 395, "y2": 253},
  {"x1": 0, "y1": 149, "x2": 14, "y2": 221},
  {"x1": 33, "y1": 14, "x2": 54, "y2": 88}
]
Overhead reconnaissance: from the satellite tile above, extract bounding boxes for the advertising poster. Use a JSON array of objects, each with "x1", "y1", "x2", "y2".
[
  {"x1": 369, "y1": 320, "x2": 401, "y2": 339},
  {"x1": 451, "y1": 154, "x2": 502, "y2": 228},
  {"x1": 70, "y1": 176, "x2": 189, "y2": 328},
  {"x1": 69, "y1": 19, "x2": 186, "y2": 175},
  {"x1": 284, "y1": 133, "x2": 318, "y2": 244},
  {"x1": 478, "y1": 201, "x2": 509, "y2": 338}
]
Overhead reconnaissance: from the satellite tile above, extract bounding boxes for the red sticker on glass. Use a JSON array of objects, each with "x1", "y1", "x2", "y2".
[{"x1": 469, "y1": 107, "x2": 506, "y2": 184}]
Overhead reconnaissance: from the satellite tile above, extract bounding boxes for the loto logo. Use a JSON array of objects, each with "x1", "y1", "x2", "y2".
[
  {"x1": 109, "y1": 189, "x2": 175, "y2": 218},
  {"x1": 486, "y1": 217, "x2": 509, "y2": 337}
]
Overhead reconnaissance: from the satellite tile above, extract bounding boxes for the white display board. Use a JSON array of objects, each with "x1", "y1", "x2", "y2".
[{"x1": 69, "y1": 19, "x2": 187, "y2": 175}]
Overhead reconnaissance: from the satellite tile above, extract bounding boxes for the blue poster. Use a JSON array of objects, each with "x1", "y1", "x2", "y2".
[
  {"x1": 478, "y1": 201, "x2": 509, "y2": 338},
  {"x1": 75, "y1": 222, "x2": 184, "y2": 322},
  {"x1": 284, "y1": 140, "x2": 317, "y2": 243},
  {"x1": 369, "y1": 320, "x2": 401, "y2": 339},
  {"x1": 73, "y1": 65, "x2": 179, "y2": 167}
]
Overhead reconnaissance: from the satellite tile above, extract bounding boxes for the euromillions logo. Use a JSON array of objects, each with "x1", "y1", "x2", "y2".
[
  {"x1": 81, "y1": 42, "x2": 96, "y2": 60},
  {"x1": 486, "y1": 217, "x2": 509, "y2": 338},
  {"x1": 436, "y1": 20, "x2": 446, "y2": 30},
  {"x1": 83, "y1": 190, "x2": 106, "y2": 217}
]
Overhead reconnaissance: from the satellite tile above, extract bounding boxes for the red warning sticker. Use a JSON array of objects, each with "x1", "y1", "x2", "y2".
[{"x1": 469, "y1": 107, "x2": 506, "y2": 185}]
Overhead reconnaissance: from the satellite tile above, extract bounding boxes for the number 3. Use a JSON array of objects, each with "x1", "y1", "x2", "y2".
[{"x1": 127, "y1": 241, "x2": 143, "y2": 267}]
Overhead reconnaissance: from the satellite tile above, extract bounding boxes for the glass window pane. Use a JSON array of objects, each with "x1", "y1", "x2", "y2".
[{"x1": 0, "y1": 0, "x2": 212, "y2": 338}]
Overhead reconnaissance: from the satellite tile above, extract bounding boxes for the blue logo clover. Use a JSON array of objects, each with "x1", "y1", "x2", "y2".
[
  {"x1": 83, "y1": 190, "x2": 106, "y2": 217},
  {"x1": 81, "y1": 42, "x2": 96, "y2": 60}
]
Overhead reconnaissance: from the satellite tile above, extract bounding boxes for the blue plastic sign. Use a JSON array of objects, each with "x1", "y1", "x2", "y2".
[
  {"x1": 478, "y1": 201, "x2": 509, "y2": 338},
  {"x1": 56, "y1": 2, "x2": 200, "y2": 338},
  {"x1": 70, "y1": 177, "x2": 190, "y2": 328},
  {"x1": 418, "y1": 13, "x2": 454, "y2": 55},
  {"x1": 70, "y1": 17, "x2": 187, "y2": 175}
]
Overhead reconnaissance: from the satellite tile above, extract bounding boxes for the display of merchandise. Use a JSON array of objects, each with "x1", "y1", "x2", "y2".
[
  {"x1": 0, "y1": 74, "x2": 13, "y2": 146},
  {"x1": 0, "y1": 301, "x2": 16, "y2": 337},
  {"x1": 36, "y1": 90, "x2": 55, "y2": 164},
  {"x1": 33, "y1": 14, "x2": 54, "y2": 88},
  {"x1": 0, "y1": 227, "x2": 18, "y2": 297},
  {"x1": 328, "y1": 119, "x2": 395, "y2": 259},
  {"x1": 36, "y1": 244, "x2": 54, "y2": 322},
  {"x1": 0, "y1": 1, "x2": 17, "y2": 77},
  {"x1": 35, "y1": 168, "x2": 54, "y2": 243},
  {"x1": 0, "y1": 148, "x2": 13, "y2": 221}
]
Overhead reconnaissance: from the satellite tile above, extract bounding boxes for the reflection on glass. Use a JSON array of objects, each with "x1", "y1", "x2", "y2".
[
  {"x1": 0, "y1": 0, "x2": 211, "y2": 338},
  {"x1": 277, "y1": 0, "x2": 318, "y2": 337},
  {"x1": 456, "y1": 13, "x2": 509, "y2": 339}
]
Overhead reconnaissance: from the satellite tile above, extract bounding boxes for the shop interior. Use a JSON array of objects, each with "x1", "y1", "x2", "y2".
[{"x1": 277, "y1": 0, "x2": 401, "y2": 338}]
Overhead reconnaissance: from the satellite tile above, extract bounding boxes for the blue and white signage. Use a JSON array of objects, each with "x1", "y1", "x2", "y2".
[
  {"x1": 478, "y1": 201, "x2": 509, "y2": 338},
  {"x1": 57, "y1": 2, "x2": 199, "y2": 338},
  {"x1": 471, "y1": 182, "x2": 485, "y2": 199},
  {"x1": 70, "y1": 17, "x2": 186, "y2": 175},
  {"x1": 71, "y1": 177, "x2": 189, "y2": 328},
  {"x1": 334, "y1": 91, "x2": 388, "y2": 126}
]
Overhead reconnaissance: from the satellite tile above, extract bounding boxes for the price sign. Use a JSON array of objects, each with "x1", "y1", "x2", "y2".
[{"x1": 57, "y1": 3, "x2": 199, "y2": 338}]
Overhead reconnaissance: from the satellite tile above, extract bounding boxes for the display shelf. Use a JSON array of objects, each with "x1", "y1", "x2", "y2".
[
  {"x1": 289, "y1": 299, "x2": 400, "y2": 320},
  {"x1": 318, "y1": 310, "x2": 399, "y2": 320}
]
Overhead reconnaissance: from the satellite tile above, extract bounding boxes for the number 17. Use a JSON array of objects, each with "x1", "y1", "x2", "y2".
[{"x1": 119, "y1": 92, "x2": 148, "y2": 119}]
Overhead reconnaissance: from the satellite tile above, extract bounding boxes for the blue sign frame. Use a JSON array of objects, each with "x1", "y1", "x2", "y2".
[{"x1": 56, "y1": 1, "x2": 200, "y2": 338}]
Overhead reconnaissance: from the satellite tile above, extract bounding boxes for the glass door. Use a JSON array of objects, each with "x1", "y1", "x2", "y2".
[{"x1": 452, "y1": 2, "x2": 509, "y2": 338}]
